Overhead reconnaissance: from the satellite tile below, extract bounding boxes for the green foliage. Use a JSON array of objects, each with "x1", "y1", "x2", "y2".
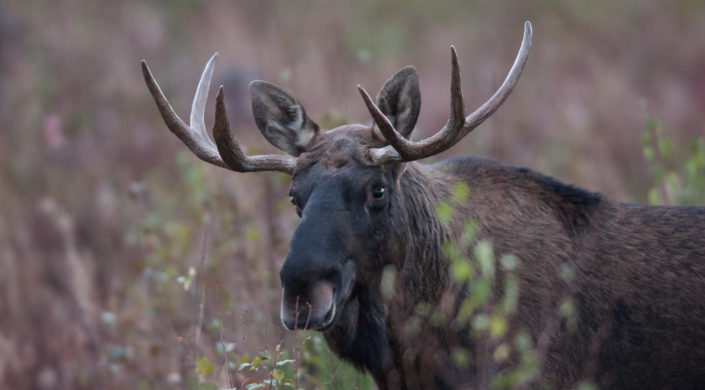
[
  {"x1": 433, "y1": 181, "x2": 594, "y2": 389},
  {"x1": 381, "y1": 265, "x2": 397, "y2": 299},
  {"x1": 641, "y1": 113, "x2": 705, "y2": 205},
  {"x1": 193, "y1": 334, "x2": 372, "y2": 390},
  {"x1": 195, "y1": 356, "x2": 214, "y2": 377},
  {"x1": 298, "y1": 335, "x2": 374, "y2": 389},
  {"x1": 433, "y1": 183, "x2": 540, "y2": 387}
]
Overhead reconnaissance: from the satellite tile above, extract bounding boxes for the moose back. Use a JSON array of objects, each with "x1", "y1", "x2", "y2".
[{"x1": 142, "y1": 22, "x2": 705, "y2": 389}]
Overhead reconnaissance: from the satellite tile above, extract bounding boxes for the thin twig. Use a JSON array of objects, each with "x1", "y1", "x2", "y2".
[
  {"x1": 215, "y1": 282, "x2": 234, "y2": 388},
  {"x1": 194, "y1": 220, "x2": 211, "y2": 350},
  {"x1": 324, "y1": 362, "x2": 343, "y2": 388},
  {"x1": 293, "y1": 303, "x2": 314, "y2": 390},
  {"x1": 267, "y1": 343, "x2": 282, "y2": 390}
]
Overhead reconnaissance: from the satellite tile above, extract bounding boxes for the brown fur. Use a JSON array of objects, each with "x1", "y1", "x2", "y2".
[{"x1": 287, "y1": 126, "x2": 705, "y2": 389}]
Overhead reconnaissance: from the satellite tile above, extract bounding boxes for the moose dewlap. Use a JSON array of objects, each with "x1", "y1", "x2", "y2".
[{"x1": 143, "y1": 21, "x2": 705, "y2": 390}]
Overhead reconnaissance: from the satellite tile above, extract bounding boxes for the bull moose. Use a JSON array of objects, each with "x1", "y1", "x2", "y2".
[{"x1": 142, "y1": 22, "x2": 705, "y2": 389}]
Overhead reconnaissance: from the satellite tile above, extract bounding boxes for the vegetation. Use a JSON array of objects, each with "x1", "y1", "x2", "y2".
[
  {"x1": 1, "y1": 1, "x2": 704, "y2": 389},
  {"x1": 641, "y1": 112, "x2": 705, "y2": 206}
]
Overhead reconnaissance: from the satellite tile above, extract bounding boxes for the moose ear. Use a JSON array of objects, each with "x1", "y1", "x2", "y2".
[
  {"x1": 374, "y1": 66, "x2": 421, "y2": 139},
  {"x1": 250, "y1": 81, "x2": 319, "y2": 156}
]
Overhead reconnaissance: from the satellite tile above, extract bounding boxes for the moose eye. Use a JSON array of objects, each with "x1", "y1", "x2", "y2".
[
  {"x1": 289, "y1": 195, "x2": 296, "y2": 206},
  {"x1": 371, "y1": 186, "x2": 386, "y2": 199}
]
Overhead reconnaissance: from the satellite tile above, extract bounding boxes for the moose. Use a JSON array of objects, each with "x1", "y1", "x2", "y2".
[{"x1": 142, "y1": 22, "x2": 705, "y2": 389}]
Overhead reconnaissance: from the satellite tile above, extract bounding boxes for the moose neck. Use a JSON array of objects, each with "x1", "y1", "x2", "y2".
[
  {"x1": 378, "y1": 162, "x2": 459, "y2": 388},
  {"x1": 374, "y1": 157, "x2": 606, "y2": 388},
  {"x1": 392, "y1": 162, "x2": 455, "y2": 306}
]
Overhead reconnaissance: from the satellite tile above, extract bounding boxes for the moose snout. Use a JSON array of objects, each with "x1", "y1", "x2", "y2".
[
  {"x1": 279, "y1": 255, "x2": 340, "y2": 330},
  {"x1": 280, "y1": 281, "x2": 336, "y2": 330}
]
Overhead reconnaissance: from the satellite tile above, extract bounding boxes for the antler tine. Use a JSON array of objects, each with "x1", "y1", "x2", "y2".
[
  {"x1": 142, "y1": 54, "x2": 227, "y2": 168},
  {"x1": 462, "y1": 21, "x2": 532, "y2": 135},
  {"x1": 448, "y1": 45, "x2": 466, "y2": 141},
  {"x1": 213, "y1": 86, "x2": 296, "y2": 173},
  {"x1": 357, "y1": 85, "x2": 412, "y2": 157},
  {"x1": 190, "y1": 53, "x2": 218, "y2": 149},
  {"x1": 369, "y1": 21, "x2": 532, "y2": 164},
  {"x1": 142, "y1": 53, "x2": 296, "y2": 174}
]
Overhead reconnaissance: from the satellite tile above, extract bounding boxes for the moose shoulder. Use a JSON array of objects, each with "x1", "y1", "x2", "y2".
[{"x1": 142, "y1": 21, "x2": 705, "y2": 390}]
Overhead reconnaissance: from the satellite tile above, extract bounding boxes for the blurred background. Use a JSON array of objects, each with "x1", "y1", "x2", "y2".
[{"x1": 1, "y1": 1, "x2": 704, "y2": 389}]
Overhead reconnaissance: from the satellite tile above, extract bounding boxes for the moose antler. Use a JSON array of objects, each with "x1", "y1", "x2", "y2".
[
  {"x1": 359, "y1": 21, "x2": 533, "y2": 164},
  {"x1": 141, "y1": 53, "x2": 296, "y2": 174}
]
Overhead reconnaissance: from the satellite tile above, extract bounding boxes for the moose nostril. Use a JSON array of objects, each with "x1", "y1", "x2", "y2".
[{"x1": 280, "y1": 259, "x2": 340, "y2": 292}]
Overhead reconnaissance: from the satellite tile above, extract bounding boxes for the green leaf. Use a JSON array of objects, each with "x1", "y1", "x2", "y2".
[
  {"x1": 503, "y1": 275, "x2": 519, "y2": 314},
  {"x1": 558, "y1": 262, "x2": 574, "y2": 281},
  {"x1": 237, "y1": 362, "x2": 251, "y2": 372},
  {"x1": 436, "y1": 201, "x2": 454, "y2": 224},
  {"x1": 658, "y1": 137, "x2": 672, "y2": 160},
  {"x1": 500, "y1": 254, "x2": 518, "y2": 271},
  {"x1": 471, "y1": 280, "x2": 492, "y2": 304},
  {"x1": 493, "y1": 342, "x2": 511, "y2": 363},
  {"x1": 559, "y1": 298, "x2": 575, "y2": 317},
  {"x1": 640, "y1": 131, "x2": 651, "y2": 146},
  {"x1": 474, "y1": 240, "x2": 494, "y2": 277},
  {"x1": 279, "y1": 68, "x2": 292, "y2": 83},
  {"x1": 380, "y1": 265, "x2": 396, "y2": 298},
  {"x1": 250, "y1": 356, "x2": 263, "y2": 369},
  {"x1": 451, "y1": 181, "x2": 471, "y2": 202},
  {"x1": 450, "y1": 258, "x2": 472, "y2": 283},
  {"x1": 471, "y1": 314, "x2": 489, "y2": 331},
  {"x1": 461, "y1": 220, "x2": 478, "y2": 244},
  {"x1": 451, "y1": 347, "x2": 470, "y2": 368},
  {"x1": 215, "y1": 342, "x2": 237, "y2": 355},
  {"x1": 275, "y1": 359, "x2": 296, "y2": 367},
  {"x1": 107, "y1": 345, "x2": 128, "y2": 362},
  {"x1": 642, "y1": 145, "x2": 654, "y2": 162},
  {"x1": 560, "y1": 298, "x2": 578, "y2": 331},
  {"x1": 574, "y1": 381, "x2": 598, "y2": 390},
  {"x1": 272, "y1": 368, "x2": 285, "y2": 381},
  {"x1": 100, "y1": 311, "x2": 116, "y2": 327},
  {"x1": 647, "y1": 188, "x2": 660, "y2": 205},
  {"x1": 415, "y1": 302, "x2": 432, "y2": 317},
  {"x1": 456, "y1": 298, "x2": 476, "y2": 325},
  {"x1": 195, "y1": 356, "x2": 214, "y2": 377},
  {"x1": 196, "y1": 382, "x2": 218, "y2": 390},
  {"x1": 650, "y1": 164, "x2": 663, "y2": 182},
  {"x1": 490, "y1": 314, "x2": 508, "y2": 339},
  {"x1": 246, "y1": 227, "x2": 259, "y2": 241},
  {"x1": 514, "y1": 330, "x2": 533, "y2": 352}
]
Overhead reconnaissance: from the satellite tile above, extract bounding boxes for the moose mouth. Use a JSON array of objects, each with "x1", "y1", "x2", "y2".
[{"x1": 309, "y1": 300, "x2": 337, "y2": 331}]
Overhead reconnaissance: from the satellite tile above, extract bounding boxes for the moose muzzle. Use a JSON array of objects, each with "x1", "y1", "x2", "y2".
[{"x1": 280, "y1": 281, "x2": 336, "y2": 330}]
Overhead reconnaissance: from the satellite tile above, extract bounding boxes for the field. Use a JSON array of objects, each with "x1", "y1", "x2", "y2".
[{"x1": 1, "y1": 1, "x2": 704, "y2": 388}]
